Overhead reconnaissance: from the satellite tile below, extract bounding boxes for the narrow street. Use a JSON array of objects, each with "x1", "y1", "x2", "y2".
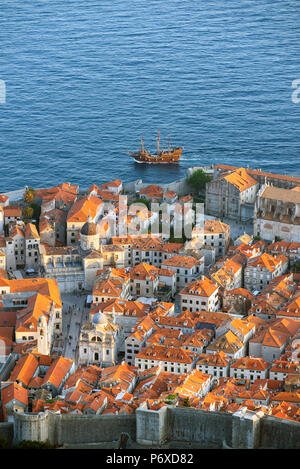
[{"x1": 61, "y1": 292, "x2": 90, "y2": 363}]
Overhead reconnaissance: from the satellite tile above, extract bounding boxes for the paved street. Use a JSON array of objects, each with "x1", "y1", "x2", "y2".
[
  {"x1": 61, "y1": 292, "x2": 90, "y2": 363},
  {"x1": 221, "y1": 217, "x2": 254, "y2": 240},
  {"x1": 174, "y1": 293, "x2": 181, "y2": 315}
]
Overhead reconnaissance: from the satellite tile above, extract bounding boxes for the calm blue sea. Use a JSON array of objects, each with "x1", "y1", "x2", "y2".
[{"x1": 0, "y1": 0, "x2": 300, "y2": 191}]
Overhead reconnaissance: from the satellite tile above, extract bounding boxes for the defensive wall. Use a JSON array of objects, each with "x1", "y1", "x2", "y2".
[
  {"x1": 4, "y1": 164, "x2": 299, "y2": 202},
  {"x1": 4, "y1": 411, "x2": 136, "y2": 447},
  {"x1": 1, "y1": 405, "x2": 300, "y2": 449},
  {"x1": 123, "y1": 178, "x2": 192, "y2": 197}
]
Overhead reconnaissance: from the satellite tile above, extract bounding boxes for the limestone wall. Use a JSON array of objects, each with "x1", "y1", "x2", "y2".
[
  {"x1": 259, "y1": 415, "x2": 300, "y2": 449},
  {"x1": 136, "y1": 405, "x2": 168, "y2": 445},
  {"x1": 168, "y1": 407, "x2": 233, "y2": 448},
  {"x1": 13, "y1": 412, "x2": 49, "y2": 444},
  {"x1": 124, "y1": 178, "x2": 191, "y2": 197},
  {"x1": 14, "y1": 411, "x2": 136, "y2": 446},
  {"x1": 11, "y1": 406, "x2": 300, "y2": 449},
  {"x1": 53, "y1": 413, "x2": 136, "y2": 446}
]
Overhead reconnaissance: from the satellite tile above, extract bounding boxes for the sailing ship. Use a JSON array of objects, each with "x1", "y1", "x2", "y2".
[{"x1": 129, "y1": 131, "x2": 183, "y2": 163}]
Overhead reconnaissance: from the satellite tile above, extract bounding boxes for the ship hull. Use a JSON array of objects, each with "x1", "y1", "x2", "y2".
[{"x1": 130, "y1": 148, "x2": 183, "y2": 164}]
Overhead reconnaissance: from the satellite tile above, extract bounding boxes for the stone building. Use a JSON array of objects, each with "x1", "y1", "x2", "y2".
[
  {"x1": 205, "y1": 330, "x2": 246, "y2": 359},
  {"x1": 210, "y1": 257, "x2": 243, "y2": 292},
  {"x1": 40, "y1": 217, "x2": 125, "y2": 292},
  {"x1": 266, "y1": 241, "x2": 300, "y2": 266},
  {"x1": 223, "y1": 288, "x2": 254, "y2": 315},
  {"x1": 135, "y1": 343, "x2": 198, "y2": 374},
  {"x1": 9, "y1": 224, "x2": 25, "y2": 269},
  {"x1": 196, "y1": 351, "x2": 232, "y2": 379},
  {"x1": 249, "y1": 318, "x2": 300, "y2": 362},
  {"x1": 39, "y1": 209, "x2": 67, "y2": 247},
  {"x1": 213, "y1": 164, "x2": 300, "y2": 190},
  {"x1": 205, "y1": 168, "x2": 259, "y2": 221},
  {"x1": 244, "y1": 252, "x2": 288, "y2": 293},
  {"x1": 161, "y1": 255, "x2": 204, "y2": 290},
  {"x1": 40, "y1": 245, "x2": 87, "y2": 293},
  {"x1": 0, "y1": 236, "x2": 15, "y2": 272},
  {"x1": 229, "y1": 357, "x2": 270, "y2": 382},
  {"x1": 192, "y1": 219, "x2": 231, "y2": 258},
  {"x1": 35, "y1": 182, "x2": 79, "y2": 214},
  {"x1": 180, "y1": 275, "x2": 220, "y2": 313},
  {"x1": 80, "y1": 216, "x2": 100, "y2": 251},
  {"x1": 0, "y1": 222, "x2": 40, "y2": 272},
  {"x1": 78, "y1": 311, "x2": 120, "y2": 367},
  {"x1": 254, "y1": 185, "x2": 300, "y2": 242},
  {"x1": 0, "y1": 277, "x2": 62, "y2": 349},
  {"x1": 131, "y1": 236, "x2": 164, "y2": 267},
  {"x1": 0, "y1": 248, "x2": 6, "y2": 272},
  {"x1": 66, "y1": 194, "x2": 104, "y2": 246},
  {"x1": 125, "y1": 315, "x2": 156, "y2": 366},
  {"x1": 129, "y1": 262, "x2": 160, "y2": 298},
  {"x1": 89, "y1": 298, "x2": 150, "y2": 352},
  {"x1": 3, "y1": 206, "x2": 22, "y2": 229},
  {"x1": 25, "y1": 223, "x2": 40, "y2": 271}
]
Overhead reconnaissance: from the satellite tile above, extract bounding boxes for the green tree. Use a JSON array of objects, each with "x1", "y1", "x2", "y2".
[
  {"x1": 22, "y1": 205, "x2": 34, "y2": 220},
  {"x1": 130, "y1": 198, "x2": 150, "y2": 209},
  {"x1": 187, "y1": 169, "x2": 211, "y2": 192},
  {"x1": 14, "y1": 440, "x2": 55, "y2": 449},
  {"x1": 168, "y1": 230, "x2": 186, "y2": 244},
  {"x1": 30, "y1": 202, "x2": 41, "y2": 221},
  {"x1": 293, "y1": 262, "x2": 300, "y2": 273},
  {"x1": 0, "y1": 436, "x2": 11, "y2": 449},
  {"x1": 24, "y1": 187, "x2": 35, "y2": 204},
  {"x1": 183, "y1": 397, "x2": 190, "y2": 407}
]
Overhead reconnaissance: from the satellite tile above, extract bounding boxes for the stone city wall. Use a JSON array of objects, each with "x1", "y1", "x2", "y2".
[
  {"x1": 13, "y1": 411, "x2": 136, "y2": 446},
  {"x1": 259, "y1": 415, "x2": 300, "y2": 449},
  {"x1": 9, "y1": 404, "x2": 300, "y2": 449},
  {"x1": 123, "y1": 178, "x2": 192, "y2": 197},
  {"x1": 167, "y1": 407, "x2": 233, "y2": 448},
  {"x1": 13, "y1": 412, "x2": 49, "y2": 444}
]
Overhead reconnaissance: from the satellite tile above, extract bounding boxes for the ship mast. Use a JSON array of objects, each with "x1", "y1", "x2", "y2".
[
  {"x1": 157, "y1": 129, "x2": 160, "y2": 155},
  {"x1": 141, "y1": 135, "x2": 144, "y2": 153},
  {"x1": 168, "y1": 136, "x2": 171, "y2": 152}
]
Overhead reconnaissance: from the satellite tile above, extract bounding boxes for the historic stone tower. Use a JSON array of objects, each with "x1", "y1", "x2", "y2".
[{"x1": 37, "y1": 315, "x2": 49, "y2": 355}]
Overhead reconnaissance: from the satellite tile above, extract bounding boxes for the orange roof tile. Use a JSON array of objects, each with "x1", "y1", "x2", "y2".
[
  {"x1": 43, "y1": 356, "x2": 74, "y2": 388},
  {"x1": 24, "y1": 223, "x2": 39, "y2": 240},
  {"x1": 9, "y1": 353, "x2": 39, "y2": 387},
  {"x1": 67, "y1": 194, "x2": 103, "y2": 223},
  {"x1": 181, "y1": 276, "x2": 219, "y2": 297}
]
